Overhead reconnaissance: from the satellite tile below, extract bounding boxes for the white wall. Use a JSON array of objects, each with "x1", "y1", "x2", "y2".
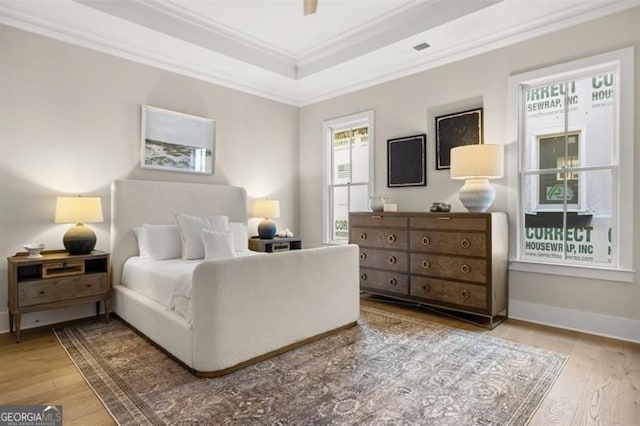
[
  {"x1": 299, "y1": 8, "x2": 640, "y2": 341},
  {"x1": 0, "y1": 25, "x2": 299, "y2": 332}
]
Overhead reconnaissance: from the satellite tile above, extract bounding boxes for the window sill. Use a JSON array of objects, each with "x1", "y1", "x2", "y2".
[{"x1": 509, "y1": 260, "x2": 634, "y2": 283}]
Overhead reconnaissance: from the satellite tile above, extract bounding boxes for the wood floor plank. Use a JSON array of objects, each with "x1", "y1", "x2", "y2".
[{"x1": 0, "y1": 300, "x2": 638, "y2": 425}]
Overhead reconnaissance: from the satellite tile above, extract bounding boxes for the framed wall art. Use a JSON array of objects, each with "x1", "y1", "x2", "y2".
[
  {"x1": 141, "y1": 105, "x2": 215, "y2": 174},
  {"x1": 435, "y1": 107, "x2": 483, "y2": 170},
  {"x1": 387, "y1": 134, "x2": 427, "y2": 187}
]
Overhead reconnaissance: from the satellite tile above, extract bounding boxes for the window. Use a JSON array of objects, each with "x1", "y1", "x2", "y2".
[
  {"x1": 508, "y1": 48, "x2": 634, "y2": 281},
  {"x1": 323, "y1": 111, "x2": 374, "y2": 244}
]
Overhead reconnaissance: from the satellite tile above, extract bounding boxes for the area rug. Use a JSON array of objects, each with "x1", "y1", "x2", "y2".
[{"x1": 54, "y1": 306, "x2": 566, "y2": 425}]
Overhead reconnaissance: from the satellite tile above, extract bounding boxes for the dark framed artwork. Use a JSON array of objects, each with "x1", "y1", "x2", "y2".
[
  {"x1": 387, "y1": 134, "x2": 427, "y2": 187},
  {"x1": 435, "y1": 107, "x2": 483, "y2": 170}
]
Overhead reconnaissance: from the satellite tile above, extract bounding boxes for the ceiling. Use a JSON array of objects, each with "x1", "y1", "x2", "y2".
[{"x1": 1, "y1": 0, "x2": 638, "y2": 105}]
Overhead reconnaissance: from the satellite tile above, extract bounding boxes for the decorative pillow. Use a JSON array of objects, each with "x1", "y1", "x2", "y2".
[
  {"x1": 229, "y1": 222, "x2": 249, "y2": 252},
  {"x1": 175, "y1": 213, "x2": 229, "y2": 260},
  {"x1": 201, "y1": 229, "x2": 236, "y2": 261},
  {"x1": 132, "y1": 226, "x2": 150, "y2": 258},
  {"x1": 141, "y1": 224, "x2": 181, "y2": 260}
]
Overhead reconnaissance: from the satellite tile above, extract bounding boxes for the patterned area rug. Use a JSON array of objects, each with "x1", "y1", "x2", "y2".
[{"x1": 55, "y1": 306, "x2": 566, "y2": 425}]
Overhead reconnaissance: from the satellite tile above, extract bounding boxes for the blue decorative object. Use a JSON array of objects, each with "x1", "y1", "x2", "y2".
[{"x1": 258, "y1": 220, "x2": 276, "y2": 239}]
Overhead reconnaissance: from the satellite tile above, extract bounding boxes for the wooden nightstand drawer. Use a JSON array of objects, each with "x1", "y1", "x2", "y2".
[
  {"x1": 360, "y1": 268, "x2": 408, "y2": 295},
  {"x1": 350, "y1": 214, "x2": 407, "y2": 228},
  {"x1": 19, "y1": 273, "x2": 107, "y2": 307},
  {"x1": 410, "y1": 276, "x2": 487, "y2": 310},
  {"x1": 409, "y1": 215, "x2": 486, "y2": 231},
  {"x1": 351, "y1": 227, "x2": 407, "y2": 250},
  {"x1": 410, "y1": 253, "x2": 487, "y2": 283},
  {"x1": 358, "y1": 248, "x2": 407, "y2": 272},
  {"x1": 42, "y1": 259, "x2": 85, "y2": 278},
  {"x1": 409, "y1": 230, "x2": 486, "y2": 257}
]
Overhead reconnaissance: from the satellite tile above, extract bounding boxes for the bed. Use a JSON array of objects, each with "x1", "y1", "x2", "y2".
[{"x1": 110, "y1": 179, "x2": 360, "y2": 376}]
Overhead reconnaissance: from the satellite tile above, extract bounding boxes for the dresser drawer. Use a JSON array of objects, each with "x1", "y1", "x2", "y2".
[
  {"x1": 360, "y1": 268, "x2": 408, "y2": 296},
  {"x1": 358, "y1": 248, "x2": 407, "y2": 272},
  {"x1": 351, "y1": 227, "x2": 407, "y2": 250},
  {"x1": 410, "y1": 253, "x2": 487, "y2": 283},
  {"x1": 18, "y1": 273, "x2": 107, "y2": 307},
  {"x1": 350, "y1": 214, "x2": 407, "y2": 228},
  {"x1": 410, "y1": 276, "x2": 487, "y2": 310},
  {"x1": 410, "y1": 216, "x2": 486, "y2": 231},
  {"x1": 410, "y1": 230, "x2": 486, "y2": 257}
]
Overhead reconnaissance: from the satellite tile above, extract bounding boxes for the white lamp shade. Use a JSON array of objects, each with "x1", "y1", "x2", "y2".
[
  {"x1": 450, "y1": 144, "x2": 504, "y2": 180},
  {"x1": 252, "y1": 199, "x2": 280, "y2": 219},
  {"x1": 55, "y1": 196, "x2": 104, "y2": 224}
]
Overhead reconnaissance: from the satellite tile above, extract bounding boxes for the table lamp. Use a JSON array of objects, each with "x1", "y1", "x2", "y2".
[
  {"x1": 55, "y1": 196, "x2": 104, "y2": 255},
  {"x1": 450, "y1": 144, "x2": 504, "y2": 212},
  {"x1": 253, "y1": 199, "x2": 280, "y2": 239}
]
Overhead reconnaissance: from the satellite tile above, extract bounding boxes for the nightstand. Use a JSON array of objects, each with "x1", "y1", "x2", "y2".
[
  {"x1": 7, "y1": 250, "x2": 111, "y2": 342},
  {"x1": 248, "y1": 237, "x2": 302, "y2": 253}
]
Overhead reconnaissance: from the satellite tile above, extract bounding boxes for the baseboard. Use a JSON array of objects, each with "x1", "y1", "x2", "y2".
[
  {"x1": 0, "y1": 305, "x2": 104, "y2": 335},
  {"x1": 509, "y1": 299, "x2": 640, "y2": 343}
]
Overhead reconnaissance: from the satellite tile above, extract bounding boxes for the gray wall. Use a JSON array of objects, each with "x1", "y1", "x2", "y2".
[
  {"x1": 299, "y1": 8, "x2": 640, "y2": 336},
  {"x1": 0, "y1": 25, "x2": 299, "y2": 331}
]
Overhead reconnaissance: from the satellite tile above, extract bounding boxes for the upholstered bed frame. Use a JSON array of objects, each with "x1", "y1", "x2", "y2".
[{"x1": 110, "y1": 179, "x2": 359, "y2": 376}]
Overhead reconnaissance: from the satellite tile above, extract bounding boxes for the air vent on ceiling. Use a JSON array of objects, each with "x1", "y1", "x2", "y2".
[{"x1": 413, "y1": 42, "x2": 431, "y2": 51}]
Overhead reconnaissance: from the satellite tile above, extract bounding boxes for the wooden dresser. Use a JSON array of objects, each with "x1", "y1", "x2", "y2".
[{"x1": 349, "y1": 212, "x2": 508, "y2": 328}]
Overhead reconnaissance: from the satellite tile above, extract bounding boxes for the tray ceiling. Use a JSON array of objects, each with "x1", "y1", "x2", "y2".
[{"x1": 1, "y1": 0, "x2": 637, "y2": 105}]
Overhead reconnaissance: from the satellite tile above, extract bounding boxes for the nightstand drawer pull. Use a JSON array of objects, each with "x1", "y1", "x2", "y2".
[
  {"x1": 387, "y1": 234, "x2": 396, "y2": 243},
  {"x1": 39, "y1": 291, "x2": 45, "y2": 295},
  {"x1": 359, "y1": 252, "x2": 367, "y2": 261},
  {"x1": 461, "y1": 290, "x2": 470, "y2": 299},
  {"x1": 460, "y1": 238, "x2": 471, "y2": 249},
  {"x1": 359, "y1": 232, "x2": 367, "y2": 241},
  {"x1": 389, "y1": 278, "x2": 397, "y2": 287},
  {"x1": 421, "y1": 237, "x2": 430, "y2": 246},
  {"x1": 360, "y1": 273, "x2": 367, "y2": 281},
  {"x1": 421, "y1": 260, "x2": 431, "y2": 269},
  {"x1": 422, "y1": 283, "x2": 431, "y2": 292},
  {"x1": 461, "y1": 264, "x2": 471, "y2": 274},
  {"x1": 388, "y1": 256, "x2": 397, "y2": 265}
]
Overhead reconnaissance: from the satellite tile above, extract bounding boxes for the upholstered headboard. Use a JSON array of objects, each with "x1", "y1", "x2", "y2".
[{"x1": 110, "y1": 179, "x2": 248, "y2": 285}]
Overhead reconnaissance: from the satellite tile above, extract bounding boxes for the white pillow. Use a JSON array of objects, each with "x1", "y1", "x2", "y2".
[
  {"x1": 175, "y1": 213, "x2": 229, "y2": 260},
  {"x1": 201, "y1": 229, "x2": 236, "y2": 261},
  {"x1": 141, "y1": 224, "x2": 181, "y2": 260},
  {"x1": 229, "y1": 222, "x2": 249, "y2": 252},
  {"x1": 132, "y1": 226, "x2": 150, "y2": 258}
]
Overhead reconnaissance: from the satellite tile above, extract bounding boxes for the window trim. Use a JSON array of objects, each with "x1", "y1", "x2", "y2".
[
  {"x1": 322, "y1": 110, "x2": 375, "y2": 245},
  {"x1": 507, "y1": 47, "x2": 634, "y2": 281}
]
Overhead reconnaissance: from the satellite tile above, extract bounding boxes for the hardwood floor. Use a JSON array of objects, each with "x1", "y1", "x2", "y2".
[{"x1": 0, "y1": 299, "x2": 638, "y2": 425}]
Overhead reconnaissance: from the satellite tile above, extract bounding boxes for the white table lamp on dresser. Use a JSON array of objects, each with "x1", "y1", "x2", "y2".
[{"x1": 450, "y1": 144, "x2": 504, "y2": 212}]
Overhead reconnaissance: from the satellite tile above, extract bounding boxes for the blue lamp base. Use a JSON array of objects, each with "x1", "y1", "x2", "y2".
[{"x1": 258, "y1": 219, "x2": 276, "y2": 239}]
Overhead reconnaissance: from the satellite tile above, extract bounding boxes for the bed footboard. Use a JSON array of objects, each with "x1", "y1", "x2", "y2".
[{"x1": 191, "y1": 244, "x2": 360, "y2": 374}]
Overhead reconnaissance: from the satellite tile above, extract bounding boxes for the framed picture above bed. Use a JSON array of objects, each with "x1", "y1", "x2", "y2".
[
  {"x1": 141, "y1": 105, "x2": 215, "y2": 174},
  {"x1": 435, "y1": 107, "x2": 483, "y2": 170},
  {"x1": 387, "y1": 134, "x2": 427, "y2": 187}
]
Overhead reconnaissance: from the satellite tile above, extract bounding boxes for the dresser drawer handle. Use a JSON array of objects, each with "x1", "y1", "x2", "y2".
[
  {"x1": 387, "y1": 234, "x2": 396, "y2": 243},
  {"x1": 389, "y1": 278, "x2": 397, "y2": 287},
  {"x1": 359, "y1": 233, "x2": 367, "y2": 241},
  {"x1": 461, "y1": 264, "x2": 471, "y2": 274},
  {"x1": 86, "y1": 284, "x2": 92, "y2": 288},
  {"x1": 360, "y1": 273, "x2": 367, "y2": 281},
  {"x1": 359, "y1": 252, "x2": 367, "y2": 261},
  {"x1": 460, "y1": 238, "x2": 471, "y2": 249},
  {"x1": 421, "y1": 237, "x2": 430, "y2": 246},
  {"x1": 388, "y1": 256, "x2": 397, "y2": 265},
  {"x1": 461, "y1": 290, "x2": 470, "y2": 299},
  {"x1": 39, "y1": 291, "x2": 45, "y2": 295},
  {"x1": 422, "y1": 283, "x2": 431, "y2": 293},
  {"x1": 421, "y1": 260, "x2": 431, "y2": 269}
]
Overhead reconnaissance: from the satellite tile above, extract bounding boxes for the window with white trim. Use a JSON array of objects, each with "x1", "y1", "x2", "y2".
[
  {"x1": 323, "y1": 111, "x2": 374, "y2": 244},
  {"x1": 508, "y1": 48, "x2": 634, "y2": 279}
]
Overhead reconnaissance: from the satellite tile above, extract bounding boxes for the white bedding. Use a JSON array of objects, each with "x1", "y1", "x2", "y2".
[{"x1": 121, "y1": 251, "x2": 263, "y2": 324}]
